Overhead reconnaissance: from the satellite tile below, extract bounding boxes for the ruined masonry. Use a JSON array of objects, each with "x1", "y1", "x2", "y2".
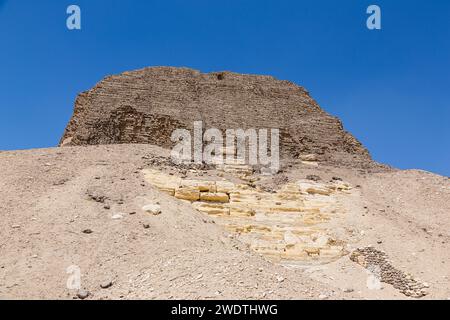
[
  {"x1": 143, "y1": 167, "x2": 352, "y2": 266},
  {"x1": 60, "y1": 67, "x2": 373, "y2": 168}
]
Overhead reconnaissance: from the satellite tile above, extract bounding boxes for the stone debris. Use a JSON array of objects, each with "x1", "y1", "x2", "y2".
[
  {"x1": 86, "y1": 189, "x2": 107, "y2": 203},
  {"x1": 76, "y1": 289, "x2": 90, "y2": 300},
  {"x1": 142, "y1": 204, "x2": 162, "y2": 216},
  {"x1": 350, "y1": 247, "x2": 429, "y2": 298},
  {"x1": 143, "y1": 168, "x2": 352, "y2": 266},
  {"x1": 111, "y1": 214, "x2": 123, "y2": 220},
  {"x1": 100, "y1": 281, "x2": 113, "y2": 289}
]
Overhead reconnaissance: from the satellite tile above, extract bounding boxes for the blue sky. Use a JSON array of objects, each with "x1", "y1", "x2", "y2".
[{"x1": 0, "y1": 0, "x2": 449, "y2": 176}]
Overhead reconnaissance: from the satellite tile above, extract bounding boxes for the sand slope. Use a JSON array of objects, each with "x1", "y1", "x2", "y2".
[{"x1": 0, "y1": 145, "x2": 448, "y2": 300}]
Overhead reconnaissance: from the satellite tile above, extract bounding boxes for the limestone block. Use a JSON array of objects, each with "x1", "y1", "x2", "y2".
[
  {"x1": 331, "y1": 181, "x2": 352, "y2": 191},
  {"x1": 319, "y1": 247, "x2": 345, "y2": 258},
  {"x1": 192, "y1": 202, "x2": 230, "y2": 216},
  {"x1": 200, "y1": 192, "x2": 230, "y2": 203},
  {"x1": 222, "y1": 164, "x2": 253, "y2": 175},
  {"x1": 230, "y1": 205, "x2": 256, "y2": 217},
  {"x1": 159, "y1": 187, "x2": 175, "y2": 196},
  {"x1": 248, "y1": 225, "x2": 272, "y2": 233},
  {"x1": 284, "y1": 231, "x2": 300, "y2": 246},
  {"x1": 282, "y1": 245, "x2": 309, "y2": 259},
  {"x1": 299, "y1": 154, "x2": 317, "y2": 161},
  {"x1": 297, "y1": 181, "x2": 332, "y2": 196},
  {"x1": 174, "y1": 187, "x2": 200, "y2": 201},
  {"x1": 142, "y1": 204, "x2": 162, "y2": 215},
  {"x1": 303, "y1": 247, "x2": 321, "y2": 256},
  {"x1": 215, "y1": 181, "x2": 236, "y2": 193},
  {"x1": 143, "y1": 169, "x2": 181, "y2": 190},
  {"x1": 301, "y1": 161, "x2": 319, "y2": 167},
  {"x1": 180, "y1": 180, "x2": 216, "y2": 192}
]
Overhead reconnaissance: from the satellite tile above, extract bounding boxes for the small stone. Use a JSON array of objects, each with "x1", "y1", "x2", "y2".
[
  {"x1": 76, "y1": 289, "x2": 90, "y2": 300},
  {"x1": 143, "y1": 224, "x2": 150, "y2": 229},
  {"x1": 111, "y1": 214, "x2": 123, "y2": 220},
  {"x1": 306, "y1": 175, "x2": 321, "y2": 182},
  {"x1": 343, "y1": 288, "x2": 354, "y2": 293},
  {"x1": 318, "y1": 294, "x2": 328, "y2": 300},
  {"x1": 104, "y1": 205, "x2": 111, "y2": 210},
  {"x1": 276, "y1": 276, "x2": 285, "y2": 283},
  {"x1": 82, "y1": 229, "x2": 93, "y2": 234},
  {"x1": 12, "y1": 225, "x2": 21, "y2": 229},
  {"x1": 142, "y1": 204, "x2": 162, "y2": 216},
  {"x1": 377, "y1": 240, "x2": 383, "y2": 244},
  {"x1": 100, "y1": 281, "x2": 113, "y2": 289},
  {"x1": 129, "y1": 212, "x2": 136, "y2": 215}
]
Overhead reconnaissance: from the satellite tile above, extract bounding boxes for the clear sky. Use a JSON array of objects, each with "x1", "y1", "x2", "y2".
[{"x1": 0, "y1": 0, "x2": 449, "y2": 176}]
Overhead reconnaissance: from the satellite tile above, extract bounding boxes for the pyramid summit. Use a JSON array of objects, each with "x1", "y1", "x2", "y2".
[{"x1": 60, "y1": 67, "x2": 372, "y2": 168}]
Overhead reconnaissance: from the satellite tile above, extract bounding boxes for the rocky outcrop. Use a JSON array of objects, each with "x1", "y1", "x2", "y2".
[{"x1": 61, "y1": 66, "x2": 372, "y2": 167}]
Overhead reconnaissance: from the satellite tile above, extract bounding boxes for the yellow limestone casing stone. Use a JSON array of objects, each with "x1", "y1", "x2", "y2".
[
  {"x1": 192, "y1": 202, "x2": 230, "y2": 216},
  {"x1": 200, "y1": 192, "x2": 230, "y2": 203},
  {"x1": 215, "y1": 181, "x2": 236, "y2": 193},
  {"x1": 180, "y1": 180, "x2": 217, "y2": 192},
  {"x1": 142, "y1": 168, "x2": 351, "y2": 266},
  {"x1": 174, "y1": 187, "x2": 200, "y2": 201}
]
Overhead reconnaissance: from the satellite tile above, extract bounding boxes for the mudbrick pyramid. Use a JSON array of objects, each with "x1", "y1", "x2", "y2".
[{"x1": 60, "y1": 66, "x2": 372, "y2": 167}]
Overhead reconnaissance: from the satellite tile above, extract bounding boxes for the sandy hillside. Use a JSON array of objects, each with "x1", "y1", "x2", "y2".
[{"x1": 0, "y1": 144, "x2": 449, "y2": 300}]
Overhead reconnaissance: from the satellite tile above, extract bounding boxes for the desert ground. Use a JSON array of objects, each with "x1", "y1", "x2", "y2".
[{"x1": 0, "y1": 144, "x2": 448, "y2": 300}]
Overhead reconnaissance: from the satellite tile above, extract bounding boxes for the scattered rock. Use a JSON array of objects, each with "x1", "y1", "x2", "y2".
[
  {"x1": 86, "y1": 190, "x2": 106, "y2": 203},
  {"x1": 306, "y1": 175, "x2": 321, "y2": 182},
  {"x1": 111, "y1": 214, "x2": 123, "y2": 220},
  {"x1": 76, "y1": 289, "x2": 90, "y2": 300},
  {"x1": 142, "y1": 204, "x2": 162, "y2": 216},
  {"x1": 100, "y1": 281, "x2": 113, "y2": 289},
  {"x1": 299, "y1": 154, "x2": 317, "y2": 162}
]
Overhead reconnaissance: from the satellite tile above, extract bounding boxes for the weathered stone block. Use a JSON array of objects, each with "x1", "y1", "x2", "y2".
[
  {"x1": 174, "y1": 187, "x2": 200, "y2": 201},
  {"x1": 200, "y1": 192, "x2": 229, "y2": 203}
]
